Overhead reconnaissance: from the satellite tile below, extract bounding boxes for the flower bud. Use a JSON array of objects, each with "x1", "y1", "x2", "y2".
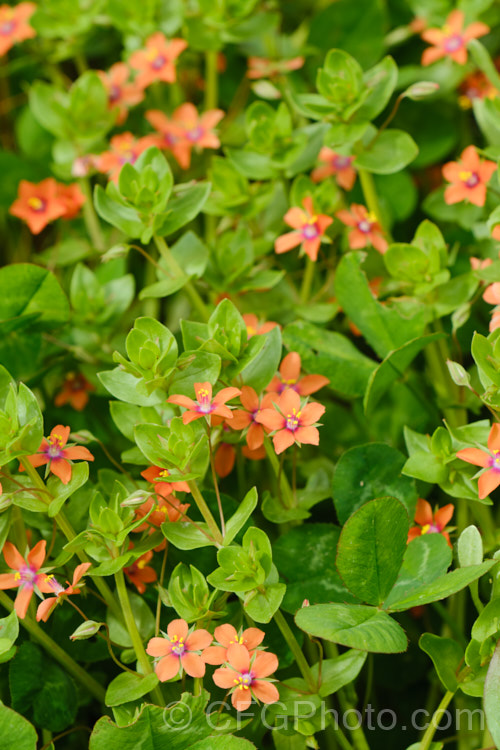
[
  {"x1": 70, "y1": 620, "x2": 103, "y2": 640},
  {"x1": 403, "y1": 81, "x2": 440, "y2": 100}
]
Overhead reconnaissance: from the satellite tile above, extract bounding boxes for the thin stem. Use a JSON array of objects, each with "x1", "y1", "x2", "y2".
[
  {"x1": 324, "y1": 642, "x2": 370, "y2": 750},
  {"x1": 273, "y1": 608, "x2": 316, "y2": 693},
  {"x1": 187, "y1": 480, "x2": 223, "y2": 545},
  {"x1": 300, "y1": 257, "x2": 316, "y2": 304},
  {"x1": 207, "y1": 428, "x2": 226, "y2": 536},
  {"x1": 358, "y1": 168, "x2": 391, "y2": 241},
  {"x1": 0, "y1": 591, "x2": 105, "y2": 703},
  {"x1": 114, "y1": 569, "x2": 165, "y2": 705},
  {"x1": 79, "y1": 178, "x2": 105, "y2": 251},
  {"x1": 367, "y1": 94, "x2": 404, "y2": 147},
  {"x1": 419, "y1": 690, "x2": 454, "y2": 750},
  {"x1": 264, "y1": 439, "x2": 295, "y2": 509},
  {"x1": 153, "y1": 235, "x2": 210, "y2": 322},
  {"x1": 40, "y1": 726, "x2": 91, "y2": 750},
  {"x1": 155, "y1": 545, "x2": 169, "y2": 636},
  {"x1": 204, "y1": 50, "x2": 219, "y2": 110}
]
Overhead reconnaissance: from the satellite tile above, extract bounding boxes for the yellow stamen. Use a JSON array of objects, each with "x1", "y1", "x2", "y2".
[
  {"x1": 421, "y1": 524, "x2": 430, "y2": 535},
  {"x1": 159, "y1": 469, "x2": 170, "y2": 478},
  {"x1": 28, "y1": 197, "x2": 43, "y2": 210},
  {"x1": 459, "y1": 170, "x2": 472, "y2": 182},
  {"x1": 14, "y1": 572, "x2": 21, "y2": 581}
]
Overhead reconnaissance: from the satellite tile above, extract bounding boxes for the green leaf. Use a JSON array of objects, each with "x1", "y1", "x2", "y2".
[
  {"x1": 0, "y1": 264, "x2": 69, "y2": 329},
  {"x1": 0, "y1": 611, "x2": 18, "y2": 656},
  {"x1": 383, "y1": 535, "x2": 452, "y2": 610},
  {"x1": 355, "y1": 56, "x2": 398, "y2": 122},
  {"x1": 283, "y1": 321, "x2": 376, "y2": 398},
  {"x1": 355, "y1": 129, "x2": 419, "y2": 174},
  {"x1": 169, "y1": 351, "x2": 221, "y2": 397},
  {"x1": 224, "y1": 487, "x2": 258, "y2": 546},
  {"x1": 234, "y1": 326, "x2": 283, "y2": 393},
  {"x1": 333, "y1": 443, "x2": 417, "y2": 525},
  {"x1": 471, "y1": 598, "x2": 500, "y2": 643},
  {"x1": 242, "y1": 582, "x2": 286, "y2": 623},
  {"x1": 94, "y1": 185, "x2": 143, "y2": 238},
  {"x1": 311, "y1": 649, "x2": 367, "y2": 697},
  {"x1": 458, "y1": 526, "x2": 483, "y2": 567},
  {"x1": 386, "y1": 561, "x2": 496, "y2": 612},
  {"x1": 156, "y1": 183, "x2": 211, "y2": 237},
  {"x1": 105, "y1": 673, "x2": 159, "y2": 707},
  {"x1": 162, "y1": 521, "x2": 215, "y2": 550},
  {"x1": 107, "y1": 593, "x2": 155, "y2": 648},
  {"x1": 336, "y1": 497, "x2": 409, "y2": 605},
  {"x1": 98, "y1": 368, "x2": 166, "y2": 406},
  {"x1": 47, "y1": 462, "x2": 89, "y2": 517},
  {"x1": 484, "y1": 642, "x2": 500, "y2": 747},
  {"x1": 0, "y1": 703, "x2": 37, "y2": 750},
  {"x1": 295, "y1": 603, "x2": 408, "y2": 653},
  {"x1": 420, "y1": 633, "x2": 463, "y2": 692}
]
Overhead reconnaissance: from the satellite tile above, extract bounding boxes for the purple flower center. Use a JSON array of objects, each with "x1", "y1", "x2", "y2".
[
  {"x1": 17, "y1": 565, "x2": 38, "y2": 589},
  {"x1": 444, "y1": 34, "x2": 464, "y2": 52},
  {"x1": 0, "y1": 20, "x2": 15, "y2": 34},
  {"x1": 28, "y1": 197, "x2": 46, "y2": 213},
  {"x1": 333, "y1": 155, "x2": 351, "y2": 169},
  {"x1": 118, "y1": 152, "x2": 136, "y2": 166},
  {"x1": 152, "y1": 55, "x2": 166, "y2": 70},
  {"x1": 45, "y1": 444, "x2": 63, "y2": 460},
  {"x1": 489, "y1": 453, "x2": 500, "y2": 471},
  {"x1": 109, "y1": 85, "x2": 121, "y2": 103},
  {"x1": 465, "y1": 172, "x2": 480, "y2": 188},
  {"x1": 239, "y1": 671, "x2": 254, "y2": 687},
  {"x1": 358, "y1": 220, "x2": 371, "y2": 233},
  {"x1": 170, "y1": 637, "x2": 186, "y2": 657},
  {"x1": 285, "y1": 410, "x2": 300, "y2": 432},
  {"x1": 302, "y1": 223, "x2": 319, "y2": 240},
  {"x1": 187, "y1": 126, "x2": 203, "y2": 142}
]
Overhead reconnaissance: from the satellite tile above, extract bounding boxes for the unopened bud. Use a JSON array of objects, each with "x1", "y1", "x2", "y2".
[
  {"x1": 403, "y1": 81, "x2": 440, "y2": 100},
  {"x1": 70, "y1": 620, "x2": 103, "y2": 640},
  {"x1": 120, "y1": 490, "x2": 151, "y2": 508},
  {"x1": 446, "y1": 360, "x2": 471, "y2": 388},
  {"x1": 302, "y1": 599, "x2": 310, "y2": 608}
]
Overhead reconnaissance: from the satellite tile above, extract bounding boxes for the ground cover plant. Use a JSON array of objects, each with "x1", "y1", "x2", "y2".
[{"x1": 6, "y1": 0, "x2": 500, "y2": 748}]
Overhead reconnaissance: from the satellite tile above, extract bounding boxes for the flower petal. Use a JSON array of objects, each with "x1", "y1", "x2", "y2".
[
  {"x1": 414, "y1": 498, "x2": 433, "y2": 526},
  {"x1": 213, "y1": 666, "x2": 237, "y2": 689},
  {"x1": 478, "y1": 469, "x2": 500, "y2": 499},
  {"x1": 488, "y1": 423, "x2": 500, "y2": 452},
  {"x1": 456, "y1": 448, "x2": 490, "y2": 468},
  {"x1": 49, "y1": 458, "x2": 72, "y2": 485},
  {"x1": 167, "y1": 618, "x2": 189, "y2": 642},
  {"x1": 227, "y1": 643, "x2": 250, "y2": 673},
  {"x1": 181, "y1": 652, "x2": 206, "y2": 677},
  {"x1": 252, "y1": 679, "x2": 280, "y2": 704},
  {"x1": 147, "y1": 637, "x2": 171, "y2": 657},
  {"x1": 2, "y1": 542, "x2": 25, "y2": 571},
  {"x1": 202, "y1": 646, "x2": 227, "y2": 665},
  {"x1": 253, "y1": 650, "x2": 279, "y2": 678},
  {"x1": 185, "y1": 628, "x2": 213, "y2": 651},
  {"x1": 156, "y1": 653, "x2": 180, "y2": 682},
  {"x1": 27, "y1": 540, "x2": 46, "y2": 570}
]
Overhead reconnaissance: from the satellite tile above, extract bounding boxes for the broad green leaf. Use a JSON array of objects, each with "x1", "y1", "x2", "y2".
[
  {"x1": 0, "y1": 611, "x2": 18, "y2": 656},
  {"x1": 383, "y1": 535, "x2": 452, "y2": 610},
  {"x1": 107, "y1": 593, "x2": 155, "y2": 648},
  {"x1": 224, "y1": 487, "x2": 258, "y2": 546},
  {"x1": 98, "y1": 368, "x2": 166, "y2": 406},
  {"x1": 355, "y1": 129, "x2": 419, "y2": 174},
  {"x1": 157, "y1": 183, "x2": 211, "y2": 237},
  {"x1": 336, "y1": 497, "x2": 409, "y2": 605},
  {"x1": 484, "y1": 641, "x2": 500, "y2": 747},
  {"x1": 471, "y1": 598, "x2": 500, "y2": 643},
  {"x1": 234, "y1": 326, "x2": 282, "y2": 393},
  {"x1": 333, "y1": 443, "x2": 417, "y2": 524},
  {"x1": 0, "y1": 703, "x2": 37, "y2": 750},
  {"x1": 295, "y1": 603, "x2": 408, "y2": 653},
  {"x1": 105, "y1": 673, "x2": 159, "y2": 707},
  {"x1": 458, "y1": 525, "x2": 483, "y2": 567},
  {"x1": 311, "y1": 649, "x2": 367, "y2": 697},
  {"x1": 162, "y1": 521, "x2": 216, "y2": 550},
  {"x1": 0, "y1": 264, "x2": 69, "y2": 328},
  {"x1": 420, "y1": 633, "x2": 463, "y2": 692}
]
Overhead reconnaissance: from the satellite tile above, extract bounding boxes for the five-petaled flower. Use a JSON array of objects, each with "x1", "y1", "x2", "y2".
[
  {"x1": 266, "y1": 352, "x2": 329, "y2": 398},
  {"x1": 22, "y1": 425, "x2": 94, "y2": 485},
  {"x1": 124, "y1": 547, "x2": 157, "y2": 595},
  {"x1": 407, "y1": 499, "x2": 454, "y2": 547},
  {"x1": 256, "y1": 389, "x2": 325, "y2": 455},
  {"x1": 0, "y1": 540, "x2": 53, "y2": 618},
  {"x1": 10, "y1": 179, "x2": 71, "y2": 234},
  {"x1": 54, "y1": 372, "x2": 95, "y2": 412},
  {"x1": 129, "y1": 32, "x2": 187, "y2": 89},
  {"x1": 242, "y1": 314, "x2": 279, "y2": 339},
  {"x1": 141, "y1": 465, "x2": 190, "y2": 498},
  {"x1": 483, "y1": 282, "x2": 500, "y2": 332},
  {"x1": 246, "y1": 56, "x2": 304, "y2": 80},
  {"x1": 168, "y1": 382, "x2": 241, "y2": 424},
  {"x1": 203, "y1": 624, "x2": 265, "y2": 666},
  {"x1": 98, "y1": 62, "x2": 144, "y2": 124},
  {"x1": 146, "y1": 104, "x2": 224, "y2": 170},
  {"x1": 147, "y1": 618, "x2": 212, "y2": 681},
  {"x1": 457, "y1": 423, "x2": 500, "y2": 498},
  {"x1": 95, "y1": 132, "x2": 155, "y2": 182},
  {"x1": 442, "y1": 145, "x2": 496, "y2": 207},
  {"x1": 311, "y1": 148, "x2": 356, "y2": 190},
  {"x1": 0, "y1": 2, "x2": 36, "y2": 57},
  {"x1": 231, "y1": 387, "x2": 276, "y2": 451},
  {"x1": 36, "y1": 562, "x2": 91, "y2": 622},
  {"x1": 421, "y1": 10, "x2": 489, "y2": 66},
  {"x1": 336, "y1": 204, "x2": 388, "y2": 254},
  {"x1": 275, "y1": 196, "x2": 333, "y2": 262},
  {"x1": 213, "y1": 643, "x2": 279, "y2": 711}
]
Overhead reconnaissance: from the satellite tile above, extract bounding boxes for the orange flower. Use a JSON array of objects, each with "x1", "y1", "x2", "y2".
[
  {"x1": 141, "y1": 465, "x2": 190, "y2": 498},
  {"x1": 134, "y1": 494, "x2": 190, "y2": 531},
  {"x1": 492, "y1": 224, "x2": 500, "y2": 242},
  {"x1": 421, "y1": 10, "x2": 489, "y2": 66},
  {"x1": 54, "y1": 372, "x2": 95, "y2": 411},
  {"x1": 214, "y1": 443, "x2": 236, "y2": 478},
  {"x1": 470, "y1": 257, "x2": 493, "y2": 271},
  {"x1": 9, "y1": 179, "x2": 68, "y2": 234},
  {"x1": 275, "y1": 196, "x2": 333, "y2": 262},
  {"x1": 56, "y1": 183, "x2": 86, "y2": 219},
  {"x1": 98, "y1": 62, "x2": 144, "y2": 124},
  {"x1": 168, "y1": 382, "x2": 241, "y2": 425},
  {"x1": 336, "y1": 204, "x2": 388, "y2": 254},
  {"x1": 483, "y1": 280, "x2": 500, "y2": 331},
  {"x1": 95, "y1": 132, "x2": 155, "y2": 182},
  {"x1": 124, "y1": 549, "x2": 157, "y2": 594},
  {"x1": 0, "y1": 3, "x2": 36, "y2": 57},
  {"x1": 146, "y1": 104, "x2": 223, "y2": 170},
  {"x1": 311, "y1": 148, "x2": 356, "y2": 190},
  {"x1": 203, "y1": 624, "x2": 265, "y2": 665},
  {"x1": 147, "y1": 618, "x2": 212, "y2": 681},
  {"x1": 457, "y1": 423, "x2": 500, "y2": 498},
  {"x1": 0, "y1": 541, "x2": 54, "y2": 618},
  {"x1": 442, "y1": 145, "x2": 496, "y2": 207},
  {"x1": 213, "y1": 643, "x2": 279, "y2": 711},
  {"x1": 256, "y1": 389, "x2": 325, "y2": 455},
  {"x1": 242, "y1": 444, "x2": 266, "y2": 460},
  {"x1": 247, "y1": 56, "x2": 304, "y2": 80},
  {"x1": 458, "y1": 69, "x2": 498, "y2": 108},
  {"x1": 407, "y1": 499, "x2": 454, "y2": 547},
  {"x1": 231, "y1": 387, "x2": 276, "y2": 451},
  {"x1": 22, "y1": 425, "x2": 94, "y2": 485},
  {"x1": 266, "y1": 352, "x2": 329, "y2": 397},
  {"x1": 129, "y1": 32, "x2": 187, "y2": 89},
  {"x1": 242, "y1": 314, "x2": 279, "y2": 339},
  {"x1": 36, "y1": 562, "x2": 91, "y2": 622}
]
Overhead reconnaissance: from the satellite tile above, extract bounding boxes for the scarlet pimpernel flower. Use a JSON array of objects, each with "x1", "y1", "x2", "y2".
[
  {"x1": 146, "y1": 104, "x2": 224, "y2": 169},
  {"x1": 147, "y1": 619, "x2": 212, "y2": 681},
  {"x1": 213, "y1": 643, "x2": 279, "y2": 711},
  {"x1": 129, "y1": 32, "x2": 187, "y2": 89},
  {"x1": 0, "y1": 541, "x2": 54, "y2": 618},
  {"x1": 124, "y1": 548, "x2": 157, "y2": 595},
  {"x1": 311, "y1": 148, "x2": 356, "y2": 190},
  {"x1": 0, "y1": 3, "x2": 36, "y2": 56},
  {"x1": 55, "y1": 372, "x2": 95, "y2": 411},
  {"x1": 483, "y1": 283, "x2": 500, "y2": 331},
  {"x1": 168, "y1": 382, "x2": 241, "y2": 424},
  {"x1": 442, "y1": 146, "x2": 496, "y2": 207},
  {"x1": 10, "y1": 179, "x2": 71, "y2": 234},
  {"x1": 421, "y1": 10, "x2": 489, "y2": 66},
  {"x1": 275, "y1": 196, "x2": 333, "y2": 262},
  {"x1": 95, "y1": 132, "x2": 155, "y2": 182},
  {"x1": 214, "y1": 443, "x2": 236, "y2": 478},
  {"x1": 98, "y1": 62, "x2": 144, "y2": 123},
  {"x1": 246, "y1": 56, "x2": 304, "y2": 80},
  {"x1": 336, "y1": 204, "x2": 388, "y2": 254},
  {"x1": 242, "y1": 314, "x2": 279, "y2": 339},
  {"x1": 457, "y1": 423, "x2": 500, "y2": 498},
  {"x1": 231, "y1": 387, "x2": 275, "y2": 451},
  {"x1": 22, "y1": 425, "x2": 94, "y2": 485},
  {"x1": 141, "y1": 465, "x2": 190, "y2": 498},
  {"x1": 256, "y1": 389, "x2": 325, "y2": 454},
  {"x1": 407, "y1": 499, "x2": 454, "y2": 547},
  {"x1": 36, "y1": 562, "x2": 91, "y2": 622},
  {"x1": 266, "y1": 352, "x2": 329, "y2": 397},
  {"x1": 203, "y1": 624, "x2": 265, "y2": 665}
]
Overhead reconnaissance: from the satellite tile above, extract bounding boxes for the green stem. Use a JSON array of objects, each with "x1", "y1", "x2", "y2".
[
  {"x1": 324, "y1": 642, "x2": 370, "y2": 750},
  {"x1": 300, "y1": 257, "x2": 316, "y2": 305},
  {"x1": 419, "y1": 690, "x2": 454, "y2": 750},
  {"x1": 325, "y1": 724, "x2": 353, "y2": 750},
  {"x1": 153, "y1": 235, "x2": 210, "y2": 322},
  {"x1": 187, "y1": 481, "x2": 223, "y2": 545},
  {"x1": 273, "y1": 609, "x2": 316, "y2": 693},
  {"x1": 264, "y1": 439, "x2": 295, "y2": 509},
  {"x1": 114, "y1": 569, "x2": 165, "y2": 705},
  {"x1": 204, "y1": 50, "x2": 218, "y2": 110},
  {"x1": 79, "y1": 178, "x2": 105, "y2": 251},
  {"x1": 358, "y1": 168, "x2": 391, "y2": 241},
  {"x1": 0, "y1": 591, "x2": 105, "y2": 703}
]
